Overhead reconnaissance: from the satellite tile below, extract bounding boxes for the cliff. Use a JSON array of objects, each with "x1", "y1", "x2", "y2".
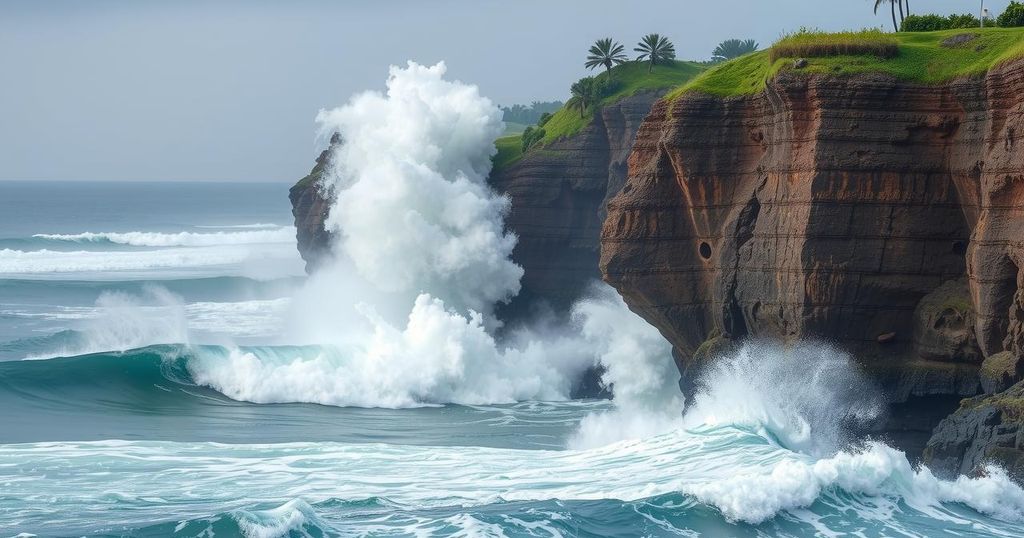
[
  {"x1": 601, "y1": 33, "x2": 1024, "y2": 468},
  {"x1": 488, "y1": 90, "x2": 666, "y2": 319},
  {"x1": 288, "y1": 133, "x2": 340, "y2": 273}
]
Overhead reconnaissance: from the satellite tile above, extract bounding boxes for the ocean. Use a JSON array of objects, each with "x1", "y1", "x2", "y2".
[
  {"x1": 2, "y1": 183, "x2": 1024, "y2": 538},
  {"x1": 5, "y1": 64, "x2": 1024, "y2": 536}
]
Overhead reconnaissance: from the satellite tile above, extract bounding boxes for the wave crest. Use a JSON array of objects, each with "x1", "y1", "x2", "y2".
[{"x1": 33, "y1": 227, "x2": 295, "y2": 247}]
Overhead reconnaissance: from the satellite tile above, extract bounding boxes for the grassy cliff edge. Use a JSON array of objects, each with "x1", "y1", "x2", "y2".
[{"x1": 668, "y1": 27, "x2": 1024, "y2": 100}]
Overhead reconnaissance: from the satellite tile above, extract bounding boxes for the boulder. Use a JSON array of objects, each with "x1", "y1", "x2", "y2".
[
  {"x1": 980, "y1": 351, "x2": 1024, "y2": 394},
  {"x1": 913, "y1": 279, "x2": 981, "y2": 363}
]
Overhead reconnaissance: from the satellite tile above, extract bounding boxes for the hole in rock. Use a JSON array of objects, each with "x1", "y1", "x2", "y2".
[
  {"x1": 699, "y1": 241, "x2": 712, "y2": 260},
  {"x1": 952, "y1": 241, "x2": 967, "y2": 255}
]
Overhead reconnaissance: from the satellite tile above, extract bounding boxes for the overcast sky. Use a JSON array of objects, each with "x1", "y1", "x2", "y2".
[{"x1": 0, "y1": 0, "x2": 1006, "y2": 182}]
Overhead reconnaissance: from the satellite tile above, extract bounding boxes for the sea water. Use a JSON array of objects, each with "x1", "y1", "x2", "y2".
[
  {"x1": 2, "y1": 183, "x2": 1024, "y2": 537},
  {"x1": 6, "y1": 63, "x2": 1024, "y2": 537}
]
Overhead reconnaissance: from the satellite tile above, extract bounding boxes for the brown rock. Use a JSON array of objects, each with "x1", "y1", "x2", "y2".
[
  {"x1": 912, "y1": 279, "x2": 981, "y2": 362},
  {"x1": 488, "y1": 91, "x2": 665, "y2": 319},
  {"x1": 601, "y1": 60, "x2": 1024, "y2": 376},
  {"x1": 288, "y1": 133, "x2": 340, "y2": 272}
]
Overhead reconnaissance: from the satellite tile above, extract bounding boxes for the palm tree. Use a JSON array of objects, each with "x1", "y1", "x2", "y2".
[
  {"x1": 570, "y1": 78, "x2": 596, "y2": 118},
  {"x1": 634, "y1": 33, "x2": 676, "y2": 72},
  {"x1": 711, "y1": 38, "x2": 760, "y2": 62},
  {"x1": 874, "y1": 0, "x2": 898, "y2": 31},
  {"x1": 585, "y1": 38, "x2": 628, "y2": 79}
]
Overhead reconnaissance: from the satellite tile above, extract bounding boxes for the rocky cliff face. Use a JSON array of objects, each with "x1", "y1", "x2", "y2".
[
  {"x1": 601, "y1": 60, "x2": 1024, "y2": 467},
  {"x1": 489, "y1": 91, "x2": 665, "y2": 319},
  {"x1": 288, "y1": 133, "x2": 340, "y2": 273},
  {"x1": 289, "y1": 93, "x2": 665, "y2": 321}
]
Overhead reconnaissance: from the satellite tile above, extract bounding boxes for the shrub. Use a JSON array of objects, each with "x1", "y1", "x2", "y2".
[
  {"x1": 901, "y1": 13, "x2": 981, "y2": 31},
  {"x1": 537, "y1": 112, "x2": 552, "y2": 127},
  {"x1": 946, "y1": 13, "x2": 982, "y2": 29},
  {"x1": 771, "y1": 29, "x2": 898, "y2": 62},
  {"x1": 520, "y1": 126, "x2": 545, "y2": 152},
  {"x1": 901, "y1": 14, "x2": 951, "y2": 31},
  {"x1": 998, "y1": 1, "x2": 1024, "y2": 27}
]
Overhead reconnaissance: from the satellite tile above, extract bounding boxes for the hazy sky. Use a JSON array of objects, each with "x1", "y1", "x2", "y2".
[{"x1": 0, "y1": 0, "x2": 1006, "y2": 182}]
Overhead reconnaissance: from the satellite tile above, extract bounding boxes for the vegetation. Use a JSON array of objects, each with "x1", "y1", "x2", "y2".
[
  {"x1": 585, "y1": 38, "x2": 628, "y2": 78},
  {"x1": 873, "y1": 0, "x2": 914, "y2": 31},
  {"x1": 543, "y1": 60, "x2": 702, "y2": 143},
  {"x1": 712, "y1": 39, "x2": 760, "y2": 62},
  {"x1": 875, "y1": 0, "x2": 900, "y2": 32},
  {"x1": 769, "y1": 29, "x2": 898, "y2": 62},
  {"x1": 998, "y1": 1, "x2": 1024, "y2": 27},
  {"x1": 569, "y1": 77, "x2": 605, "y2": 118},
  {"x1": 901, "y1": 13, "x2": 980, "y2": 32},
  {"x1": 668, "y1": 27, "x2": 1024, "y2": 100},
  {"x1": 492, "y1": 135, "x2": 523, "y2": 170},
  {"x1": 634, "y1": 33, "x2": 676, "y2": 72},
  {"x1": 520, "y1": 126, "x2": 545, "y2": 152},
  {"x1": 493, "y1": 59, "x2": 703, "y2": 169},
  {"x1": 500, "y1": 101, "x2": 563, "y2": 126}
]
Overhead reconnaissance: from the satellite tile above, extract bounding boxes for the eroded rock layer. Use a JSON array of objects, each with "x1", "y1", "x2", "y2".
[
  {"x1": 600, "y1": 60, "x2": 1024, "y2": 468},
  {"x1": 490, "y1": 91, "x2": 664, "y2": 319}
]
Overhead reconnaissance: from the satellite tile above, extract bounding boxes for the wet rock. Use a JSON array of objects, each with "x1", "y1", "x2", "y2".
[
  {"x1": 980, "y1": 351, "x2": 1024, "y2": 394},
  {"x1": 924, "y1": 381, "x2": 1024, "y2": 480},
  {"x1": 913, "y1": 279, "x2": 981, "y2": 362}
]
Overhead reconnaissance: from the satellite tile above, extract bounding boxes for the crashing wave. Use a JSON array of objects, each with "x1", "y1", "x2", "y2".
[{"x1": 33, "y1": 227, "x2": 295, "y2": 247}]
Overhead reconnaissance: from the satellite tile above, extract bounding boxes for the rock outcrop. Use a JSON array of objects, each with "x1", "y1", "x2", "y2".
[
  {"x1": 600, "y1": 59, "x2": 1024, "y2": 462},
  {"x1": 288, "y1": 133, "x2": 340, "y2": 272},
  {"x1": 489, "y1": 91, "x2": 665, "y2": 319}
]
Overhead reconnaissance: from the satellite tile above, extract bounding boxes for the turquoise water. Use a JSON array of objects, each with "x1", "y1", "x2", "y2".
[{"x1": 3, "y1": 181, "x2": 1024, "y2": 537}]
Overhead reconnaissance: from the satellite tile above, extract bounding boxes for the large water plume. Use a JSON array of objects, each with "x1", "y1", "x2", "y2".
[{"x1": 182, "y1": 61, "x2": 687, "y2": 420}]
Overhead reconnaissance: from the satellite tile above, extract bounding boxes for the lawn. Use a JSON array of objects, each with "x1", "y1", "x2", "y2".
[
  {"x1": 668, "y1": 27, "x2": 1024, "y2": 100},
  {"x1": 541, "y1": 60, "x2": 705, "y2": 143}
]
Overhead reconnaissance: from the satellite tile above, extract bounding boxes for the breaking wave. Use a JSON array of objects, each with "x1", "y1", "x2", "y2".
[
  {"x1": 0, "y1": 244, "x2": 302, "y2": 278},
  {"x1": 32, "y1": 226, "x2": 295, "y2": 247}
]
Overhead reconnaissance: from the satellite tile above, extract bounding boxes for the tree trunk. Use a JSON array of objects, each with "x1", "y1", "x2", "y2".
[
  {"x1": 904, "y1": 0, "x2": 910, "y2": 16},
  {"x1": 891, "y1": 2, "x2": 898, "y2": 31},
  {"x1": 648, "y1": 59, "x2": 653, "y2": 73},
  {"x1": 897, "y1": 0, "x2": 905, "y2": 22}
]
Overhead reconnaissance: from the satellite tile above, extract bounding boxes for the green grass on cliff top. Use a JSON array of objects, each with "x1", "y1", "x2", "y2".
[
  {"x1": 541, "y1": 60, "x2": 704, "y2": 142},
  {"x1": 492, "y1": 134, "x2": 523, "y2": 171},
  {"x1": 668, "y1": 26, "x2": 1024, "y2": 100},
  {"x1": 492, "y1": 60, "x2": 704, "y2": 169}
]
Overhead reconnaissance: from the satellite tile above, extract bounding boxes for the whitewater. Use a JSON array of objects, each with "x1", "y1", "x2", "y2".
[{"x1": 2, "y1": 64, "x2": 1024, "y2": 537}]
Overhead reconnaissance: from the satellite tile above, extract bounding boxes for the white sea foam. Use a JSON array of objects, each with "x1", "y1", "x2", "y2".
[
  {"x1": 191, "y1": 62, "x2": 676, "y2": 414},
  {"x1": 33, "y1": 227, "x2": 295, "y2": 247},
  {"x1": 683, "y1": 341, "x2": 885, "y2": 457},
  {"x1": 189, "y1": 294, "x2": 593, "y2": 407},
  {"x1": 5, "y1": 428, "x2": 1024, "y2": 536},
  {"x1": 0, "y1": 245, "x2": 302, "y2": 279},
  {"x1": 23, "y1": 287, "x2": 190, "y2": 359},
  {"x1": 312, "y1": 61, "x2": 518, "y2": 319},
  {"x1": 194, "y1": 223, "x2": 283, "y2": 230},
  {"x1": 568, "y1": 285, "x2": 682, "y2": 449}
]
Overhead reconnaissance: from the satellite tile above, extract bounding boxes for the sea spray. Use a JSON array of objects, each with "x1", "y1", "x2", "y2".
[
  {"x1": 683, "y1": 341, "x2": 885, "y2": 456},
  {"x1": 568, "y1": 284, "x2": 682, "y2": 448},
  {"x1": 314, "y1": 61, "x2": 518, "y2": 319},
  {"x1": 23, "y1": 286, "x2": 190, "y2": 359},
  {"x1": 202, "y1": 61, "x2": 675, "y2": 410}
]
